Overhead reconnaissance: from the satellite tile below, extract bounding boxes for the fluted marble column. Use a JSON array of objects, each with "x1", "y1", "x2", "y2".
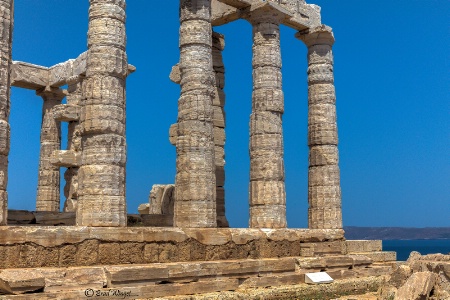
[
  {"x1": 77, "y1": 0, "x2": 128, "y2": 226},
  {"x1": 212, "y1": 31, "x2": 229, "y2": 227},
  {"x1": 248, "y1": 12, "x2": 286, "y2": 228},
  {"x1": 296, "y1": 25, "x2": 343, "y2": 229},
  {"x1": 0, "y1": 0, "x2": 13, "y2": 225},
  {"x1": 174, "y1": 0, "x2": 217, "y2": 227},
  {"x1": 36, "y1": 88, "x2": 64, "y2": 211}
]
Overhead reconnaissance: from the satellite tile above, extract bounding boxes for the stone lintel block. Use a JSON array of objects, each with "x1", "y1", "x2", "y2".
[
  {"x1": 212, "y1": 1, "x2": 242, "y2": 26},
  {"x1": 50, "y1": 150, "x2": 81, "y2": 168},
  {"x1": 52, "y1": 104, "x2": 81, "y2": 122},
  {"x1": 212, "y1": 1, "x2": 320, "y2": 30},
  {"x1": 215, "y1": 0, "x2": 252, "y2": 9},
  {"x1": 10, "y1": 61, "x2": 49, "y2": 90},
  {"x1": 346, "y1": 240, "x2": 382, "y2": 253},
  {"x1": 247, "y1": 1, "x2": 293, "y2": 24},
  {"x1": 49, "y1": 59, "x2": 74, "y2": 87}
]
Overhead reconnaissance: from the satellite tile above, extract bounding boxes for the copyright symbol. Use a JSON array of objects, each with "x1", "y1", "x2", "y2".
[{"x1": 85, "y1": 289, "x2": 94, "y2": 297}]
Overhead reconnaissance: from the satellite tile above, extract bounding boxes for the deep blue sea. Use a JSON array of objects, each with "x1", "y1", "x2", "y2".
[{"x1": 383, "y1": 239, "x2": 450, "y2": 261}]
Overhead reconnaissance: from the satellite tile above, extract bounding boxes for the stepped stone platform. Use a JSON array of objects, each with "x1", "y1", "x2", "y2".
[
  {"x1": 0, "y1": 226, "x2": 396, "y2": 298},
  {"x1": 0, "y1": 226, "x2": 347, "y2": 268}
]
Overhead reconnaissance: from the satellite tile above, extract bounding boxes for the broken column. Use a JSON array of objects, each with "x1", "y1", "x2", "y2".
[
  {"x1": 296, "y1": 25, "x2": 342, "y2": 229},
  {"x1": 212, "y1": 32, "x2": 229, "y2": 228},
  {"x1": 174, "y1": 0, "x2": 217, "y2": 227},
  {"x1": 248, "y1": 7, "x2": 287, "y2": 228},
  {"x1": 0, "y1": 0, "x2": 13, "y2": 225},
  {"x1": 77, "y1": 0, "x2": 128, "y2": 226},
  {"x1": 36, "y1": 87, "x2": 64, "y2": 211}
]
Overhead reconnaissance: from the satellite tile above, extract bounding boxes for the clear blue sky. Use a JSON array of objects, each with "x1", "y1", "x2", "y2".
[{"x1": 8, "y1": 1, "x2": 449, "y2": 228}]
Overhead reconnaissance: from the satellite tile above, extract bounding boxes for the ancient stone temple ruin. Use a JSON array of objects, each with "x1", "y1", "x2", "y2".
[{"x1": 0, "y1": 0, "x2": 402, "y2": 299}]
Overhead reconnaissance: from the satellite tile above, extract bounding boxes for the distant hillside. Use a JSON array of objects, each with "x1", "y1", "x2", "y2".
[{"x1": 344, "y1": 227, "x2": 450, "y2": 240}]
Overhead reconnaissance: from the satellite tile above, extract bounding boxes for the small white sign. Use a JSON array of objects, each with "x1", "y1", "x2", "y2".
[{"x1": 305, "y1": 272, "x2": 334, "y2": 284}]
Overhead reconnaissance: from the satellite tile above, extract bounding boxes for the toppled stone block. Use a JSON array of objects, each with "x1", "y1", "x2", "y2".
[
  {"x1": 149, "y1": 184, "x2": 175, "y2": 215},
  {"x1": 388, "y1": 264, "x2": 413, "y2": 288},
  {"x1": 397, "y1": 271, "x2": 438, "y2": 300},
  {"x1": 138, "y1": 203, "x2": 150, "y2": 214},
  {"x1": 0, "y1": 270, "x2": 45, "y2": 294}
]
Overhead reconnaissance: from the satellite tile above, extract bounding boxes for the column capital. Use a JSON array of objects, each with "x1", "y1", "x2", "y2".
[
  {"x1": 295, "y1": 25, "x2": 335, "y2": 47},
  {"x1": 36, "y1": 86, "x2": 66, "y2": 100},
  {"x1": 245, "y1": 2, "x2": 290, "y2": 25}
]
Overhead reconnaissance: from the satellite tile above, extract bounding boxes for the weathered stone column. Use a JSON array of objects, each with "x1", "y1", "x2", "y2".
[
  {"x1": 296, "y1": 25, "x2": 343, "y2": 229},
  {"x1": 36, "y1": 87, "x2": 64, "y2": 211},
  {"x1": 248, "y1": 10, "x2": 286, "y2": 228},
  {"x1": 63, "y1": 76, "x2": 83, "y2": 212},
  {"x1": 0, "y1": 0, "x2": 13, "y2": 225},
  {"x1": 212, "y1": 32, "x2": 229, "y2": 227},
  {"x1": 174, "y1": 0, "x2": 217, "y2": 228},
  {"x1": 77, "y1": 0, "x2": 128, "y2": 226}
]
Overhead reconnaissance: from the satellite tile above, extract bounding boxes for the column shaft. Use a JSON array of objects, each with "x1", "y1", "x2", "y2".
[
  {"x1": 296, "y1": 26, "x2": 343, "y2": 229},
  {"x1": 174, "y1": 0, "x2": 217, "y2": 227},
  {"x1": 36, "y1": 88, "x2": 63, "y2": 211},
  {"x1": 63, "y1": 77, "x2": 83, "y2": 212},
  {"x1": 77, "y1": 0, "x2": 128, "y2": 226},
  {"x1": 212, "y1": 32, "x2": 228, "y2": 227},
  {"x1": 0, "y1": 0, "x2": 13, "y2": 225},
  {"x1": 249, "y1": 19, "x2": 286, "y2": 228}
]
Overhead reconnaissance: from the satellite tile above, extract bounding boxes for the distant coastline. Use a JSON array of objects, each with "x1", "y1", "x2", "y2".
[{"x1": 344, "y1": 226, "x2": 450, "y2": 240}]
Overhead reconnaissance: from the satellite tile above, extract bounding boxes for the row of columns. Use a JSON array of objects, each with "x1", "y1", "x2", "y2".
[
  {"x1": 174, "y1": 0, "x2": 342, "y2": 229},
  {"x1": 0, "y1": 0, "x2": 341, "y2": 229}
]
